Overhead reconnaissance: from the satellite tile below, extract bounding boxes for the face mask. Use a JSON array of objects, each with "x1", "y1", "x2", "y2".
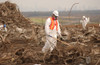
[
  {"x1": 55, "y1": 16, "x2": 57, "y2": 20},
  {"x1": 52, "y1": 17, "x2": 55, "y2": 20},
  {"x1": 52, "y1": 16, "x2": 57, "y2": 20}
]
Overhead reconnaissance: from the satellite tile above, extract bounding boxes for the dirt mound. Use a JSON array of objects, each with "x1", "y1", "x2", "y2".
[
  {"x1": 0, "y1": 1, "x2": 31, "y2": 28},
  {"x1": 0, "y1": 1, "x2": 38, "y2": 65}
]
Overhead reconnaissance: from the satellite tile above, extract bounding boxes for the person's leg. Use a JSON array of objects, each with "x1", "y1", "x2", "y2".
[
  {"x1": 49, "y1": 35, "x2": 57, "y2": 52},
  {"x1": 42, "y1": 40, "x2": 50, "y2": 53},
  {"x1": 42, "y1": 36, "x2": 51, "y2": 63},
  {"x1": 82, "y1": 21, "x2": 85, "y2": 29}
]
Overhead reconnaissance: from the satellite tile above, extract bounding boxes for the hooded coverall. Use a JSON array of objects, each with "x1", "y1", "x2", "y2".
[
  {"x1": 80, "y1": 17, "x2": 90, "y2": 29},
  {"x1": 42, "y1": 17, "x2": 61, "y2": 53}
]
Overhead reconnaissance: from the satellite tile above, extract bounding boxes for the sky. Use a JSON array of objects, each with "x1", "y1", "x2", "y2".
[{"x1": 0, "y1": 0, "x2": 100, "y2": 12}]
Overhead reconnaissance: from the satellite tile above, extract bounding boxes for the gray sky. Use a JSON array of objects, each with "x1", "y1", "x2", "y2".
[{"x1": 0, "y1": 0, "x2": 100, "y2": 12}]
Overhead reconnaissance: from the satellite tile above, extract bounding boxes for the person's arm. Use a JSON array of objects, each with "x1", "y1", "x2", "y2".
[
  {"x1": 45, "y1": 18, "x2": 51, "y2": 35},
  {"x1": 57, "y1": 21, "x2": 61, "y2": 37},
  {"x1": 57, "y1": 21, "x2": 66, "y2": 40}
]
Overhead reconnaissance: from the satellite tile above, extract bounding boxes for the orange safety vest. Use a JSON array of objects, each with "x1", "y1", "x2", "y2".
[{"x1": 50, "y1": 17, "x2": 58, "y2": 31}]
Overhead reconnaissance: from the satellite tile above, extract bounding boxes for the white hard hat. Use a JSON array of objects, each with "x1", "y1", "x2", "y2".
[{"x1": 53, "y1": 10, "x2": 59, "y2": 16}]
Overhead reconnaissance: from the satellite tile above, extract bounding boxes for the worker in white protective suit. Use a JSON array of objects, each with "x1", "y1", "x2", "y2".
[
  {"x1": 0, "y1": 21, "x2": 7, "y2": 32},
  {"x1": 42, "y1": 10, "x2": 62, "y2": 54},
  {"x1": 80, "y1": 16, "x2": 90, "y2": 29}
]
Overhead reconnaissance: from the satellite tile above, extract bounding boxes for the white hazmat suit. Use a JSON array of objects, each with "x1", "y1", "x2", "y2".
[
  {"x1": 0, "y1": 24, "x2": 7, "y2": 32},
  {"x1": 80, "y1": 16, "x2": 90, "y2": 29},
  {"x1": 42, "y1": 17, "x2": 61, "y2": 53}
]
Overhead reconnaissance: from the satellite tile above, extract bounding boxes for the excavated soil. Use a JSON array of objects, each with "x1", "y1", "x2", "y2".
[{"x1": 0, "y1": 1, "x2": 100, "y2": 65}]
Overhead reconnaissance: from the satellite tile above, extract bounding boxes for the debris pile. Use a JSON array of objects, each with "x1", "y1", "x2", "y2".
[
  {"x1": 0, "y1": 1, "x2": 31, "y2": 28},
  {"x1": 46, "y1": 25, "x2": 100, "y2": 65},
  {"x1": 0, "y1": 1, "x2": 37, "y2": 65},
  {"x1": 0, "y1": 1, "x2": 38, "y2": 44}
]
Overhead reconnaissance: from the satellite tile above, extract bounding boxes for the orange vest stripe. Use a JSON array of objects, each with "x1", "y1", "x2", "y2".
[{"x1": 50, "y1": 17, "x2": 58, "y2": 31}]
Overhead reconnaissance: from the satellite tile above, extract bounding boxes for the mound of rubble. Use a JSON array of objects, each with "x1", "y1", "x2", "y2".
[
  {"x1": 0, "y1": 1, "x2": 38, "y2": 64},
  {"x1": 46, "y1": 25, "x2": 100, "y2": 65},
  {"x1": 0, "y1": 1, "x2": 38, "y2": 44},
  {"x1": 0, "y1": 1, "x2": 31, "y2": 28}
]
